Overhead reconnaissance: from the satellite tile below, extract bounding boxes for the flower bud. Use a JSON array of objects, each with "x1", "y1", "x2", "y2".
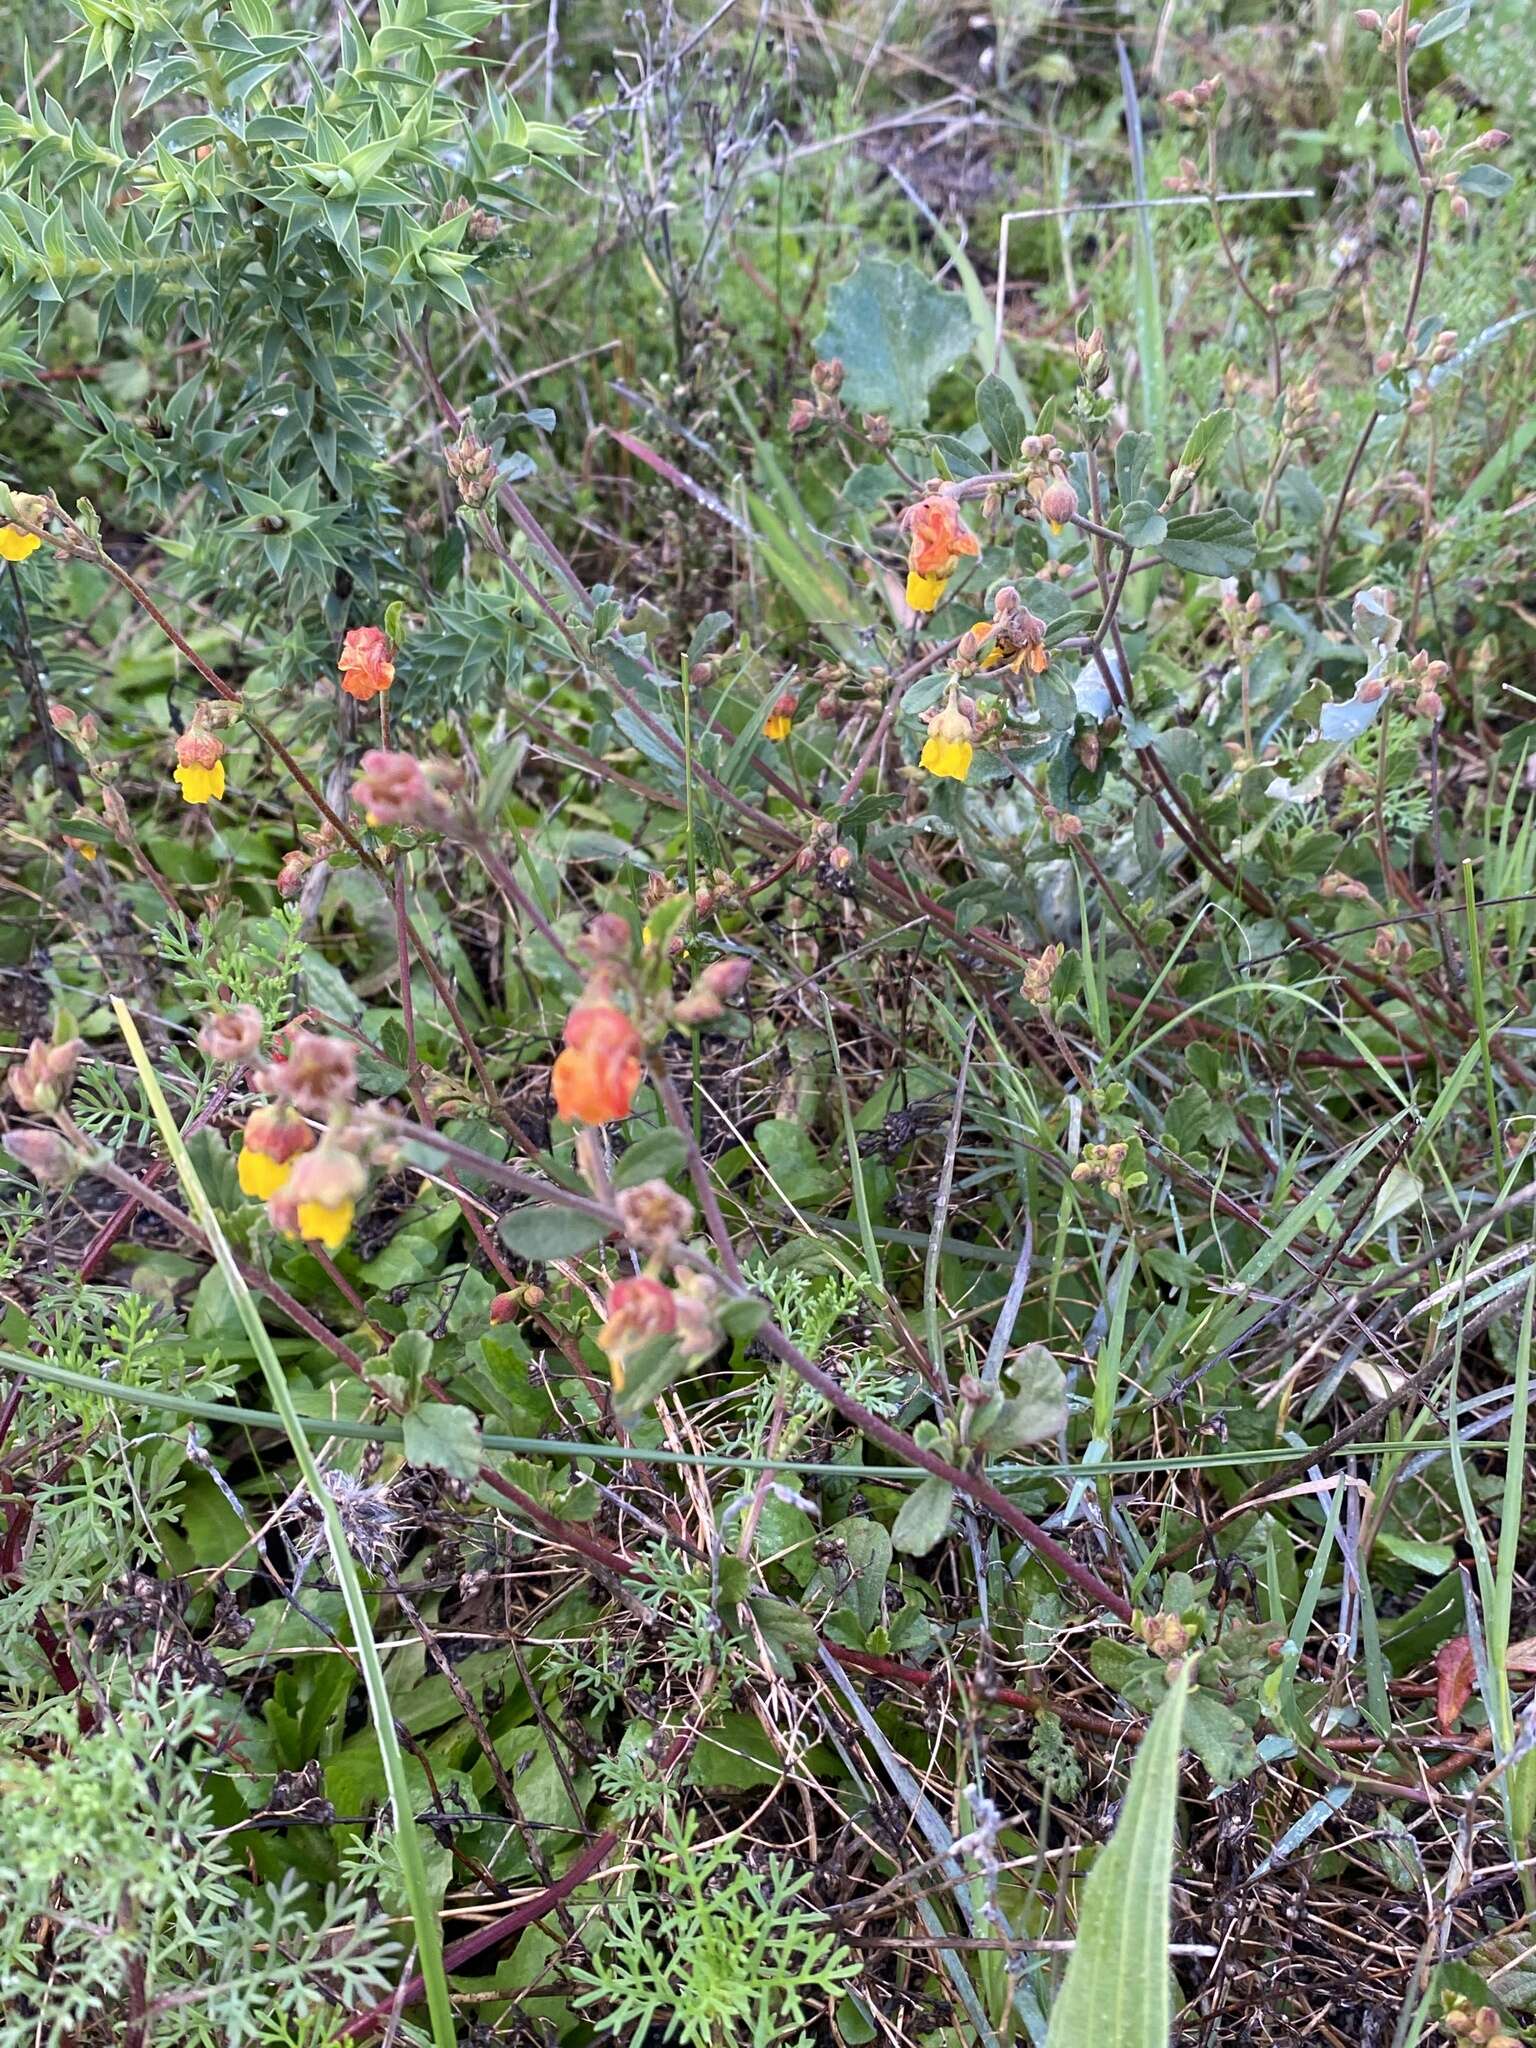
[
  {"x1": 4, "y1": 1127, "x2": 78, "y2": 1187},
  {"x1": 1020, "y1": 943, "x2": 1064, "y2": 1009},
  {"x1": 811, "y1": 357, "x2": 844, "y2": 395},
  {"x1": 1039, "y1": 478, "x2": 1079, "y2": 532},
  {"x1": 579, "y1": 912, "x2": 635, "y2": 966},
  {"x1": 1138, "y1": 1609, "x2": 1192, "y2": 1658},
  {"x1": 445, "y1": 424, "x2": 497, "y2": 507},
  {"x1": 277, "y1": 849, "x2": 311, "y2": 898},
  {"x1": 8, "y1": 1036, "x2": 83, "y2": 1114},
  {"x1": 699, "y1": 956, "x2": 752, "y2": 1002},
  {"x1": 674, "y1": 1293, "x2": 723, "y2": 1360}
]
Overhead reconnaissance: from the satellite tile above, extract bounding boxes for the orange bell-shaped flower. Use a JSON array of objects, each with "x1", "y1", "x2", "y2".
[{"x1": 551, "y1": 1003, "x2": 643, "y2": 1126}]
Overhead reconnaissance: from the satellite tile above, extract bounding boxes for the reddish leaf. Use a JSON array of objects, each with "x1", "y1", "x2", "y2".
[{"x1": 1436, "y1": 1635, "x2": 1476, "y2": 1735}]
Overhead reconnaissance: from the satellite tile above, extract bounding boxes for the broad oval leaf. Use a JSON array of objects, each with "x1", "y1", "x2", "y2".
[
  {"x1": 1161, "y1": 508, "x2": 1255, "y2": 576},
  {"x1": 814, "y1": 257, "x2": 975, "y2": 429},
  {"x1": 891, "y1": 1475, "x2": 955, "y2": 1557},
  {"x1": 500, "y1": 1204, "x2": 609, "y2": 1261},
  {"x1": 402, "y1": 1402, "x2": 483, "y2": 1483}
]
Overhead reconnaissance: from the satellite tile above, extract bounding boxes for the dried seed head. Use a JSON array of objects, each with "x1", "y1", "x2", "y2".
[{"x1": 1140, "y1": 1610, "x2": 1192, "y2": 1659}]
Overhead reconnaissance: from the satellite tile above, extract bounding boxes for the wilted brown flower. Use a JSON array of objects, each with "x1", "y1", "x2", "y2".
[
  {"x1": 352, "y1": 749, "x2": 441, "y2": 828},
  {"x1": 615, "y1": 1179, "x2": 694, "y2": 1255},
  {"x1": 258, "y1": 1030, "x2": 358, "y2": 1117},
  {"x1": 198, "y1": 1006, "x2": 263, "y2": 1063}
]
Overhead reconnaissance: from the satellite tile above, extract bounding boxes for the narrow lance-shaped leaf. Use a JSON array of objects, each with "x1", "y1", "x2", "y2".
[{"x1": 1046, "y1": 1659, "x2": 1192, "y2": 2048}]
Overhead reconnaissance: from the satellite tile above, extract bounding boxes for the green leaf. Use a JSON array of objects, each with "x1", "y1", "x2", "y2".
[
  {"x1": 688, "y1": 1711, "x2": 789, "y2": 1791},
  {"x1": 387, "y1": 1330, "x2": 434, "y2": 1397},
  {"x1": 1045, "y1": 1661, "x2": 1192, "y2": 2048},
  {"x1": 1457, "y1": 163, "x2": 1513, "y2": 199},
  {"x1": 1119, "y1": 499, "x2": 1167, "y2": 549},
  {"x1": 1415, "y1": 1, "x2": 1470, "y2": 47},
  {"x1": 814, "y1": 257, "x2": 975, "y2": 428},
  {"x1": 977, "y1": 1344, "x2": 1069, "y2": 1452},
  {"x1": 1182, "y1": 1691, "x2": 1259, "y2": 1788},
  {"x1": 402, "y1": 1402, "x2": 483, "y2": 1482},
  {"x1": 810, "y1": 1516, "x2": 893, "y2": 1629},
  {"x1": 1161, "y1": 508, "x2": 1255, "y2": 575},
  {"x1": 612, "y1": 1333, "x2": 691, "y2": 1423},
  {"x1": 1089, "y1": 1637, "x2": 1166, "y2": 1712},
  {"x1": 754, "y1": 1118, "x2": 836, "y2": 1205},
  {"x1": 976, "y1": 372, "x2": 1027, "y2": 464},
  {"x1": 892, "y1": 1475, "x2": 955, "y2": 1556},
  {"x1": 1176, "y1": 409, "x2": 1234, "y2": 479},
  {"x1": 1365, "y1": 1161, "x2": 1423, "y2": 1240},
  {"x1": 612, "y1": 1126, "x2": 689, "y2": 1189},
  {"x1": 749, "y1": 1595, "x2": 820, "y2": 1674},
  {"x1": 358, "y1": 1233, "x2": 442, "y2": 1288},
  {"x1": 500, "y1": 1204, "x2": 609, "y2": 1260},
  {"x1": 718, "y1": 1295, "x2": 770, "y2": 1341},
  {"x1": 1114, "y1": 431, "x2": 1154, "y2": 513}
]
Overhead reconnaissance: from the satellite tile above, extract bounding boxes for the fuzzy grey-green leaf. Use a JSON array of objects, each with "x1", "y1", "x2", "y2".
[{"x1": 814, "y1": 257, "x2": 974, "y2": 428}]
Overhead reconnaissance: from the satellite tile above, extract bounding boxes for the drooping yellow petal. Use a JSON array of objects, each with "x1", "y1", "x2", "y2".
[
  {"x1": 765, "y1": 713, "x2": 793, "y2": 741},
  {"x1": 920, "y1": 733, "x2": 974, "y2": 782},
  {"x1": 237, "y1": 1148, "x2": 292, "y2": 1200},
  {"x1": 0, "y1": 525, "x2": 41, "y2": 562},
  {"x1": 174, "y1": 760, "x2": 226, "y2": 805},
  {"x1": 905, "y1": 570, "x2": 948, "y2": 613},
  {"x1": 295, "y1": 1197, "x2": 354, "y2": 1252}
]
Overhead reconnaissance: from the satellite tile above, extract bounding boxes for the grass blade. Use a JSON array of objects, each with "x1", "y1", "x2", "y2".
[
  {"x1": 109, "y1": 997, "x2": 457, "y2": 2048},
  {"x1": 1116, "y1": 37, "x2": 1168, "y2": 470}
]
